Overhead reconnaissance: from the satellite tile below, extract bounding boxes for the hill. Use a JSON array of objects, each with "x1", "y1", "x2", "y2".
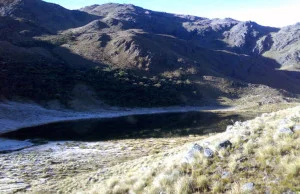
[{"x1": 0, "y1": 0, "x2": 299, "y2": 108}]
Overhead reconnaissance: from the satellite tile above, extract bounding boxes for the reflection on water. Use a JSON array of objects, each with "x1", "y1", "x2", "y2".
[{"x1": 1, "y1": 112, "x2": 247, "y2": 141}]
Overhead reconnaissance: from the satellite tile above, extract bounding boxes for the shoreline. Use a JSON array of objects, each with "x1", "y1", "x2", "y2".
[{"x1": 0, "y1": 101, "x2": 235, "y2": 135}]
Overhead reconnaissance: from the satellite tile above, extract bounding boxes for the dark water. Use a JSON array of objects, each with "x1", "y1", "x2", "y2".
[{"x1": 1, "y1": 111, "x2": 246, "y2": 141}]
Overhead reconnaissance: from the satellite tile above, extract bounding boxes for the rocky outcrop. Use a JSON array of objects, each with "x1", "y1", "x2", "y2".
[
  {"x1": 277, "y1": 127, "x2": 294, "y2": 135},
  {"x1": 223, "y1": 21, "x2": 278, "y2": 53},
  {"x1": 264, "y1": 23, "x2": 300, "y2": 69}
]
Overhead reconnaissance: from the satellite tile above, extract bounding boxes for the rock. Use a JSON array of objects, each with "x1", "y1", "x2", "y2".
[
  {"x1": 203, "y1": 148, "x2": 214, "y2": 158},
  {"x1": 48, "y1": 160, "x2": 61, "y2": 165},
  {"x1": 278, "y1": 119, "x2": 291, "y2": 127},
  {"x1": 261, "y1": 113, "x2": 269, "y2": 118},
  {"x1": 184, "y1": 144, "x2": 214, "y2": 162},
  {"x1": 242, "y1": 182, "x2": 254, "y2": 192},
  {"x1": 203, "y1": 141, "x2": 210, "y2": 147},
  {"x1": 234, "y1": 121, "x2": 243, "y2": 127},
  {"x1": 219, "y1": 140, "x2": 232, "y2": 149},
  {"x1": 293, "y1": 125, "x2": 300, "y2": 132},
  {"x1": 242, "y1": 131, "x2": 251, "y2": 136},
  {"x1": 184, "y1": 152, "x2": 195, "y2": 163},
  {"x1": 184, "y1": 144, "x2": 203, "y2": 163},
  {"x1": 192, "y1": 143, "x2": 203, "y2": 152},
  {"x1": 237, "y1": 156, "x2": 248, "y2": 163},
  {"x1": 278, "y1": 127, "x2": 294, "y2": 135},
  {"x1": 226, "y1": 125, "x2": 233, "y2": 132},
  {"x1": 221, "y1": 171, "x2": 231, "y2": 179}
]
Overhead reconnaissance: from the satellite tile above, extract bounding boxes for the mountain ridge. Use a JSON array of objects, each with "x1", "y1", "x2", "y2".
[
  {"x1": 0, "y1": 0, "x2": 100, "y2": 33},
  {"x1": 0, "y1": 0, "x2": 299, "y2": 108}
]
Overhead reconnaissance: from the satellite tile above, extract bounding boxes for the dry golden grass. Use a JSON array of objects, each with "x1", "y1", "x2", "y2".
[
  {"x1": 85, "y1": 106, "x2": 300, "y2": 194},
  {"x1": 7, "y1": 105, "x2": 298, "y2": 193}
]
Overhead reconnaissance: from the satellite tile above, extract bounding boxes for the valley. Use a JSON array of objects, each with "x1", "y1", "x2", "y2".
[{"x1": 0, "y1": 0, "x2": 299, "y2": 193}]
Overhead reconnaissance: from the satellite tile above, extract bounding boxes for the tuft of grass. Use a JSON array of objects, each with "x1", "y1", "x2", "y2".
[
  {"x1": 284, "y1": 158, "x2": 300, "y2": 178},
  {"x1": 174, "y1": 176, "x2": 193, "y2": 194},
  {"x1": 211, "y1": 181, "x2": 224, "y2": 193},
  {"x1": 192, "y1": 175, "x2": 209, "y2": 192},
  {"x1": 229, "y1": 182, "x2": 242, "y2": 194}
]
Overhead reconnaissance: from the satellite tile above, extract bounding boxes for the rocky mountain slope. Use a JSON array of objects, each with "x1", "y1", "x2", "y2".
[
  {"x1": 263, "y1": 23, "x2": 300, "y2": 70},
  {"x1": 0, "y1": 0, "x2": 299, "y2": 108},
  {"x1": 0, "y1": 0, "x2": 98, "y2": 33}
]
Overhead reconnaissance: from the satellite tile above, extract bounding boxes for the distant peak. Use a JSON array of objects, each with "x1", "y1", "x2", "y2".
[
  {"x1": 211, "y1": 18, "x2": 238, "y2": 23},
  {"x1": 81, "y1": 4, "x2": 100, "y2": 10},
  {"x1": 288, "y1": 22, "x2": 300, "y2": 27},
  {"x1": 281, "y1": 22, "x2": 300, "y2": 30},
  {"x1": 240, "y1": 21, "x2": 258, "y2": 25},
  {"x1": 82, "y1": 3, "x2": 138, "y2": 9}
]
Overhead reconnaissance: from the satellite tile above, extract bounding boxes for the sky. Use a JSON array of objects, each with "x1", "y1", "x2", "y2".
[{"x1": 44, "y1": 0, "x2": 300, "y2": 27}]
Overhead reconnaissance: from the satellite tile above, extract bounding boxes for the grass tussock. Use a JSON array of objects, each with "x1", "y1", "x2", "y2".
[{"x1": 85, "y1": 106, "x2": 300, "y2": 194}]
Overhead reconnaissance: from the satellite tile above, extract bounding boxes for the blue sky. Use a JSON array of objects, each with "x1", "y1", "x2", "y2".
[{"x1": 44, "y1": 0, "x2": 300, "y2": 27}]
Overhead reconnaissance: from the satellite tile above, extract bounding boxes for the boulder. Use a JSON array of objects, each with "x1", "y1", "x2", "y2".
[
  {"x1": 242, "y1": 182, "x2": 254, "y2": 192},
  {"x1": 226, "y1": 125, "x2": 233, "y2": 132},
  {"x1": 184, "y1": 144, "x2": 203, "y2": 163},
  {"x1": 218, "y1": 140, "x2": 232, "y2": 149},
  {"x1": 184, "y1": 144, "x2": 214, "y2": 162},
  {"x1": 192, "y1": 143, "x2": 203, "y2": 152},
  {"x1": 234, "y1": 121, "x2": 243, "y2": 127},
  {"x1": 278, "y1": 127, "x2": 294, "y2": 135},
  {"x1": 278, "y1": 118, "x2": 291, "y2": 127},
  {"x1": 203, "y1": 148, "x2": 214, "y2": 158},
  {"x1": 293, "y1": 125, "x2": 300, "y2": 132}
]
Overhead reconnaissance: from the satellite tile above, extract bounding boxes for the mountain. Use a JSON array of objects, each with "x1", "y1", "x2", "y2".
[
  {"x1": 0, "y1": 1, "x2": 299, "y2": 108},
  {"x1": 263, "y1": 23, "x2": 300, "y2": 70},
  {"x1": 80, "y1": 4, "x2": 279, "y2": 54},
  {"x1": 0, "y1": 0, "x2": 99, "y2": 33}
]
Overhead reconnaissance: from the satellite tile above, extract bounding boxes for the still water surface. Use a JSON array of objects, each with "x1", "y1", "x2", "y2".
[{"x1": 1, "y1": 111, "x2": 248, "y2": 141}]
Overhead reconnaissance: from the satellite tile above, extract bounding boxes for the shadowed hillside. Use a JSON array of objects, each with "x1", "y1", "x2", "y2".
[
  {"x1": 0, "y1": 0, "x2": 99, "y2": 33},
  {"x1": 0, "y1": 0, "x2": 299, "y2": 108}
]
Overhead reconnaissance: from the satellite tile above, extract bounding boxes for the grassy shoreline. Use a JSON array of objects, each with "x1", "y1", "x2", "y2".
[
  {"x1": 85, "y1": 105, "x2": 300, "y2": 194},
  {"x1": 0, "y1": 104, "x2": 299, "y2": 193}
]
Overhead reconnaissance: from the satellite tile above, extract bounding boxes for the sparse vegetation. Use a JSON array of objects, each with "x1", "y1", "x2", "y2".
[
  {"x1": 84, "y1": 106, "x2": 300, "y2": 194},
  {"x1": 1, "y1": 1, "x2": 300, "y2": 194},
  {"x1": 44, "y1": 33, "x2": 76, "y2": 46},
  {"x1": 1, "y1": 0, "x2": 300, "y2": 109},
  {"x1": 0, "y1": 60, "x2": 201, "y2": 107}
]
